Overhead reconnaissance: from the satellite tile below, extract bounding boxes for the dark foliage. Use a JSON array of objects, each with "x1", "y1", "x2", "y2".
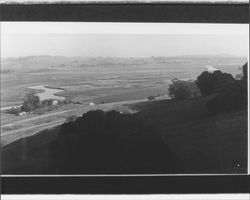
[
  {"x1": 22, "y1": 93, "x2": 40, "y2": 112},
  {"x1": 147, "y1": 95, "x2": 156, "y2": 100},
  {"x1": 196, "y1": 71, "x2": 214, "y2": 96},
  {"x1": 49, "y1": 110, "x2": 180, "y2": 174},
  {"x1": 206, "y1": 63, "x2": 248, "y2": 114},
  {"x1": 6, "y1": 107, "x2": 21, "y2": 115},
  {"x1": 66, "y1": 115, "x2": 78, "y2": 122},
  {"x1": 168, "y1": 78, "x2": 200, "y2": 100},
  {"x1": 242, "y1": 62, "x2": 247, "y2": 80},
  {"x1": 196, "y1": 70, "x2": 235, "y2": 96},
  {"x1": 41, "y1": 99, "x2": 53, "y2": 107}
]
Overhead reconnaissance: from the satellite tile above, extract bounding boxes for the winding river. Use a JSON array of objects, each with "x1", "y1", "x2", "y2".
[
  {"x1": 27, "y1": 85, "x2": 65, "y2": 101},
  {"x1": 1, "y1": 85, "x2": 65, "y2": 111}
]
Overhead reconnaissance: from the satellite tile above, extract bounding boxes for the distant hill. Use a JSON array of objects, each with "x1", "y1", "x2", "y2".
[
  {"x1": 1, "y1": 55, "x2": 247, "y2": 73},
  {"x1": 0, "y1": 69, "x2": 15, "y2": 74}
]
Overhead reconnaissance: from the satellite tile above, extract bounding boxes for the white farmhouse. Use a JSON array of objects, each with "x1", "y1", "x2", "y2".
[{"x1": 52, "y1": 100, "x2": 58, "y2": 106}]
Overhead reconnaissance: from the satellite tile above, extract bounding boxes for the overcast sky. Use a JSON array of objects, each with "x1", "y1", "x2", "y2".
[{"x1": 1, "y1": 22, "x2": 248, "y2": 58}]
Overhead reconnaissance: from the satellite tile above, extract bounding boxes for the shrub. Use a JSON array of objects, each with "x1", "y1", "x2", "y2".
[
  {"x1": 62, "y1": 98, "x2": 72, "y2": 105},
  {"x1": 168, "y1": 78, "x2": 200, "y2": 100},
  {"x1": 66, "y1": 115, "x2": 78, "y2": 122},
  {"x1": 6, "y1": 107, "x2": 21, "y2": 115},
  {"x1": 147, "y1": 95, "x2": 156, "y2": 101}
]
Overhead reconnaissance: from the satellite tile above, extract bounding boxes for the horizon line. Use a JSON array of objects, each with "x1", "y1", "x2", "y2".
[{"x1": 2, "y1": 54, "x2": 248, "y2": 60}]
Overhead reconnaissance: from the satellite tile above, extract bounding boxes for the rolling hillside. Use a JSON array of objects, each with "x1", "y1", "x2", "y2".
[{"x1": 2, "y1": 95, "x2": 247, "y2": 174}]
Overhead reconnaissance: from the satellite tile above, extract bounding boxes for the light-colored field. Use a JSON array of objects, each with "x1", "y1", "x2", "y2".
[{"x1": 1, "y1": 56, "x2": 246, "y2": 107}]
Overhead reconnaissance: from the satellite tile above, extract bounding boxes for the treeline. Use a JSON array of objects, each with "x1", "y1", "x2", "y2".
[
  {"x1": 169, "y1": 62, "x2": 248, "y2": 114},
  {"x1": 205, "y1": 63, "x2": 247, "y2": 113}
]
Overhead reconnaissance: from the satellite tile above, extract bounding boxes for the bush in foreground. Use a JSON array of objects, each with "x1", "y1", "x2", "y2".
[{"x1": 49, "y1": 110, "x2": 180, "y2": 174}]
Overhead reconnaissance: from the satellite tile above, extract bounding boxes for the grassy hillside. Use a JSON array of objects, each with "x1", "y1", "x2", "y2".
[
  {"x1": 2, "y1": 95, "x2": 247, "y2": 174},
  {"x1": 1, "y1": 127, "x2": 60, "y2": 174},
  {"x1": 131, "y1": 96, "x2": 247, "y2": 173}
]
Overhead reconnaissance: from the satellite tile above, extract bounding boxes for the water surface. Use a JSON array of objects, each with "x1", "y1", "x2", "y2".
[{"x1": 27, "y1": 85, "x2": 65, "y2": 101}]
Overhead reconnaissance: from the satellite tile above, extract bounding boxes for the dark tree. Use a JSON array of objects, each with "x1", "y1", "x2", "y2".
[
  {"x1": 196, "y1": 70, "x2": 234, "y2": 96},
  {"x1": 41, "y1": 99, "x2": 53, "y2": 107},
  {"x1": 22, "y1": 93, "x2": 40, "y2": 112},
  {"x1": 212, "y1": 71, "x2": 235, "y2": 93},
  {"x1": 206, "y1": 63, "x2": 248, "y2": 114},
  {"x1": 242, "y1": 62, "x2": 248, "y2": 80},
  {"x1": 196, "y1": 71, "x2": 214, "y2": 96},
  {"x1": 237, "y1": 62, "x2": 248, "y2": 106}
]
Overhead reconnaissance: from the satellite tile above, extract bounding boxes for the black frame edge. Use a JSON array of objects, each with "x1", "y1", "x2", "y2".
[
  {"x1": 0, "y1": 3, "x2": 249, "y2": 23},
  {"x1": 1, "y1": 175, "x2": 250, "y2": 194}
]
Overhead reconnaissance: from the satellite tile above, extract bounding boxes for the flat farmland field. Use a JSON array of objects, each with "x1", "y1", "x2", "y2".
[
  {"x1": 1, "y1": 56, "x2": 246, "y2": 107},
  {"x1": 0, "y1": 56, "x2": 247, "y2": 148}
]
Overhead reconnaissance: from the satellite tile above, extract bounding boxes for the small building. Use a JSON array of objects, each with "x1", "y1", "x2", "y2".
[
  {"x1": 52, "y1": 100, "x2": 58, "y2": 106},
  {"x1": 18, "y1": 111, "x2": 27, "y2": 116}
]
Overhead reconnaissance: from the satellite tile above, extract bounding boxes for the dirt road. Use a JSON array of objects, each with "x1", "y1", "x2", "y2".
[
  {"x1": 1, "y1": 110, "x2": 71, "y2": 128},
  {"x1": 1, "y1": 120, "x2": 64, "y2": 146},
  {"x1": 1, "y1": 97, "x2": 154, "y2": 146}
]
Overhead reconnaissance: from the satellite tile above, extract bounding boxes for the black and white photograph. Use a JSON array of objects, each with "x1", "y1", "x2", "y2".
[{"x1": 1, "y1": 22, "x2": 248, "y2": 176}]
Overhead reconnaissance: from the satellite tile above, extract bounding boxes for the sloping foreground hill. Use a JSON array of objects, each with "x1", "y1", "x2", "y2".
[
  {"x1": 131, "y1": 96, "x2": 247, "y2": 173},
  {"x1": 1, "y1": 127, "x2": 60, "y2": 174},
  {"x1": 1, "y1": 96, "x2": 247, "y2": 174}
]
